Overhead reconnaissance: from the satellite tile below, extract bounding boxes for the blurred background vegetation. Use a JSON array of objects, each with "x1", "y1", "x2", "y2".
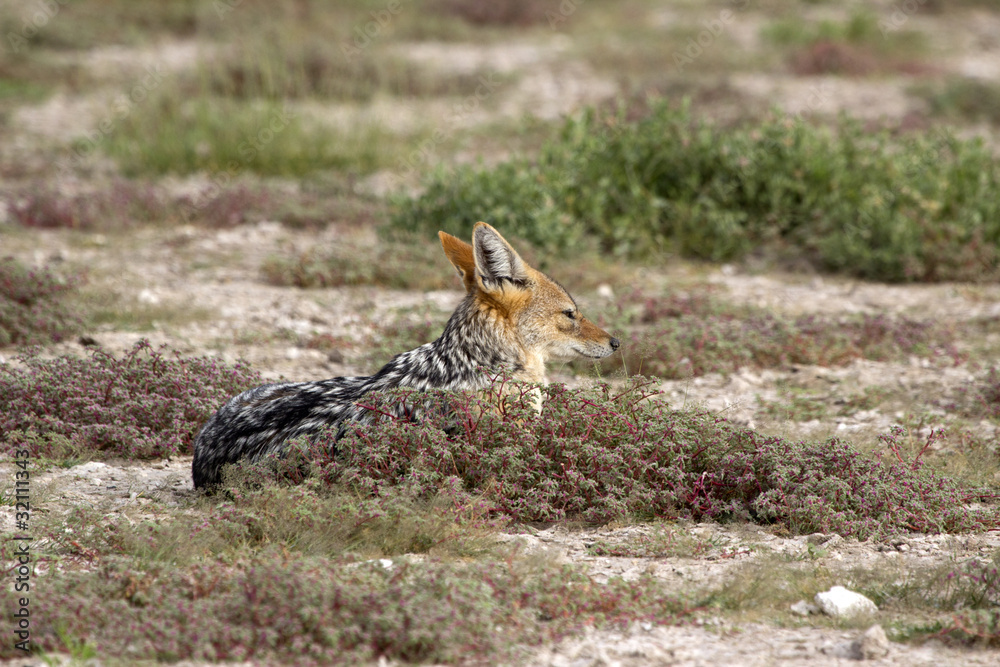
[{"x1": 1, "y1": 0, "x2": 1000, "y2": 282}]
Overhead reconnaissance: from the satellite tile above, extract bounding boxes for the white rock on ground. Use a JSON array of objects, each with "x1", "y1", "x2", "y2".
[{"x1": 814, "y1": 585, "x2": 878, "y2": 618}]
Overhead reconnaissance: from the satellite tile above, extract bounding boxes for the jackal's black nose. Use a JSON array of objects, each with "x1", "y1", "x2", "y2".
[{"x1": 609, "y1": 337, "x2": 620, "y2": 351}]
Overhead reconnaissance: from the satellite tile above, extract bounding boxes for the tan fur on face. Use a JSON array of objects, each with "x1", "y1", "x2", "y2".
[{"x1": 440, "y1": 222, "x2": 619, "y2": 385}]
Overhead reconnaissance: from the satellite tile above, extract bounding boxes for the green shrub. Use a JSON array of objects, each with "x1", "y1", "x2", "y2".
[
  {"x1": 392, "y1": 102, "x2": 1000, "y2": 282},
  {"x1": 761, "y1": 12, "x2": 886, "y2": 48},
  {"x1": 201, "y1": 36, "x2": 492, "y2": 102},
  {"x1": 0, "y1": 257, "x2": 80, "y2": 345}
]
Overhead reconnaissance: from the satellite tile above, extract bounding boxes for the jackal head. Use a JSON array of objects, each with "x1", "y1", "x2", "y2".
[{"x1": 439, "y1": 222, "x2": 620, "y2": 383}]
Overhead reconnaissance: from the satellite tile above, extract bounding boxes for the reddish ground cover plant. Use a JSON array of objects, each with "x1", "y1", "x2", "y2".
[
  {"x1": 9, "y1": 180, "x2": 165, "y2": 230},
  {"x1": 0, "y1": 257, "x2": 80, "y2": 346},
  {"x1": 924, "y1": 557, "x2": 1000, "y2": 647},
  {"x1": 432, "y1": 0, "x2": 558, "y2": 26},
  {"x1": 1, "y1": 358, "x2": 998, "y2": 662},
  {"x1": 602, "y1": 289, "x2": 961, "y2": 378},
  {"x1": 975, "y1": 366, "x2": 1000, "y2": 420},
  {"x1": 0, "y1": 553, "x2": 692, "y2": 664},
  {"x1": 8, "y1": 180, "x2": 284, "y2": 230},
  {"x1": 258, "y1": 378, "x2": 999, "y2": 541},
  {"x1": 0, "y1": 340, "x2": 261, "y2": 459}
]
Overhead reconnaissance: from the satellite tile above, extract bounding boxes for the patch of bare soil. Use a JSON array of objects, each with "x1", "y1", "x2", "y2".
[
  {"x1": 529, "y1": 621, "x2": 999, "y2": 666},
  {"x1": 729, "y1": 74, "x2": 916, "y2": 120}
]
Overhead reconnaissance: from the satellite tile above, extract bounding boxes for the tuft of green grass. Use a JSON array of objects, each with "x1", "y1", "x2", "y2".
[
  {"x1": 915, "y1": 78, "x2": 1000, "y2": 127},
  {"x1": 0, "y1": 340, "x2": 261, "y2": 459},
  {"x1": 81, "y1": 288, "x2": 215, "y2": 332},
  {"x1": 758, "y1": 387, "x2": 831, "y2": 422},
  {"x1": 0, "y1": 257, "x2": 81, "y2": 346},
  {"x1": 836, "y1": 386, "x2": 892, "y2": 416},
  {"x1": 102, "y1": 91, "x2": 402, "y2": 177},
  {"x1": 761, "y1": 11, "x2": 929, "y2": 75},
  {"x1": 47, "y1": 482, "x2": 499, "y2": 566},
  {"x1": 199, "y1": 36, "x2": 494, "y2": 102},
  {"x1": 0, "y1": 0, "x2": 205, "y2": 50},
  {"x1": 761, "y1": 12, "x2": 888, "y2": 48}
]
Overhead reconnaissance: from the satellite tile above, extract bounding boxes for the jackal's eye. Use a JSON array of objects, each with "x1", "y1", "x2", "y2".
[{"x1": 563, "y1": 309, "x2": 576, "y2": 320}]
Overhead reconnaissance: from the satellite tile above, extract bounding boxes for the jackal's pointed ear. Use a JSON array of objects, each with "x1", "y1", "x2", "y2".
[
  {"x1": 472, "y1": 222, "x2": 530, "y2": 290},
  {"x1": 438, "y1": 231, "x2": 477, "y2": 293}
]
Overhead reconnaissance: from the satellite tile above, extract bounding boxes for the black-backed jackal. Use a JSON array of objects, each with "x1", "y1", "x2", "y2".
[{"x1": 192, "y1": 222, "x2": 619, "y2": 488}]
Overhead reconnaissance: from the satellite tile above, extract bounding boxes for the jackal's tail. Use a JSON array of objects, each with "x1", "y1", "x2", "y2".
[{"x1": 192, "y1": 378, "x2": 367, "y2": 489}]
